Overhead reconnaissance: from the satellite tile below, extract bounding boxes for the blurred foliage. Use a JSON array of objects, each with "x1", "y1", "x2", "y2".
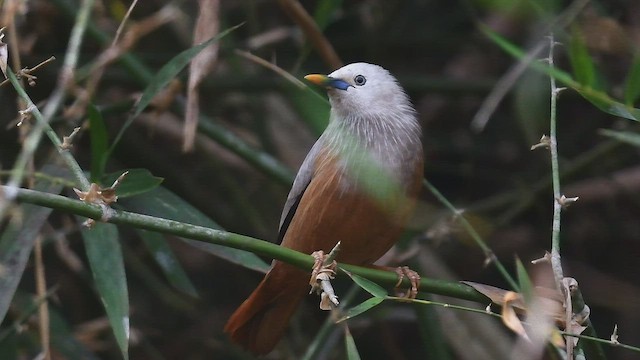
[{"x1": 2, "y1": 0, "x2": 640, "y2": 359}]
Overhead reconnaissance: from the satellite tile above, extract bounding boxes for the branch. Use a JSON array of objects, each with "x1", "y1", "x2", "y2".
[{"x1": 5, "y1": 185, "x2": 485, "y2": 303}]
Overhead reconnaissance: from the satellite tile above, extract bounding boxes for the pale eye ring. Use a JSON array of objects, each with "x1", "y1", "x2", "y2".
[{"x1": 353, "y1": 74, "x2": 367, "y2": 86}]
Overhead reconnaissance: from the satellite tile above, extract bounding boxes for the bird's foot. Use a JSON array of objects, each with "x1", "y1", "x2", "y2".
[{"x1": 394, "y1": 266, "x2": 420, "y2": 300}]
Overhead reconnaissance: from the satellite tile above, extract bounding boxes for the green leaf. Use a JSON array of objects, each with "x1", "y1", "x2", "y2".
[
  {"x1": 8, "y1": 291, "x2": 99, "y2": 360},
  {"x1": 624, "y1": 55, "x2": 640, "y2": 106},
  {"x1": 120, "y1": 186, "x2": 269, "y2": 273},
  {"x1": 415, "y1": 298, "x2": 451, "y2": 360},
  {"x1": 137, "y1": 229, "x2": 198, "y2": 297},
  {"x1": 599, "y1": 128, "x2": 640, "y2": 147},
  {"x1": 0, "y1": 165, "x2": 65, "y2": 323},
  {"x1": 568, "y1": 26, "x2": 598, "y2": 89},
  {"x1": 101, "y1": 168, "x2": 163, "y2": 198},
  {"x1": 286, "y1": 84, "x2": 330, "y2": 136},
  {"x1": 81, "y1": 223, "x2": 129, "y2": 360},
  {"x1": 577, "y1": 89, "x2": 640, "y2": 120},
  {"x1": 108, "y1": 23, "x2": 244, "y2": 155},
  {"x1": 88, "y1": 103, "x2": 109, "y2": 181},
  {"x1": 482, "y1": 25, "x2": 640, "y2": 122},
  {"x1": 313, "y1": 0, "x2": 343, "y2": 30},
  {"x1": 515, "y1": 257, "x2": 533, "y2": 304},
  {"x1": 197, "y1": 116, "x2": 294, "y2": 186},
  {"x1": 336, "y1": 297, "x2": 385, "y2": 323},
  {"x1": 342, "y1": 270, "x2": 388, "y2": 298},
  {"x1": 344, "y1": 326, "x2": 362, "y2": 360}
]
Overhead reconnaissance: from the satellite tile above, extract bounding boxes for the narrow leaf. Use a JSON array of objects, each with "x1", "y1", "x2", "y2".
[
  {"x1": 568, "y1": 26, "x2": 598, "y2": 89},
  {"x1": 313, "y1": 0, "x2": 343, "y2": 30},
  {"x1": 132, "y1": 23, "x2": 241, "y2": 119},
  {"x1": 108, "y1": 23, "x2": 243, "y2": 155},
  {"x1": 415, "y1": 298, "x2": 452, "y2": 360},
  {"x1": 336, "y1": 297, "x2": 385, "y2": 323},
  {"x1": 482, "y1": 25, "x2": 640, "y2": 122},
  {"x1": 624, "y1": 55, "x2": 640, "y2": 106},
  {"x1": 344, "y1": 326, "x2": 362, "y2": 360},
  {"x1": 502, "y1": 291, "x2": 530, "y2": 340},
  {"x1": 0, "y1": 166, "x2": 65, "y2": 323},
  {"x1": 342, "y1": 269, "x2": 387, "y2": 298},
  {"x1": 101, "y1": 168, "x2": 163, "y2": 198},
  {"x1": 599, "y1": 128, "x2": 640, "y2": 147},
  {"x1": 138, "y1": 229, "x2": 198, "y2": 297},
  {"x1": 81, "y1": 223, "x2": 129, "y2": 360},
  {"x1": 515, "y1": 257, "x2": 533, "y2": 304},
  {"x1": 184, "y1": 0, "x2": 221, "y2": 151},
  {"x1": 120, "y1": 186, "x2": 269, "y2": 272},
  {"x1": 88, "y1": 103, "x2": 109, "y2": 181},
  {"x1": 9, "y1": 291, "x2": 99, "y2": 360},
  {"x1": 286, "y1": 84, "x2": 330, "y2": 136}
]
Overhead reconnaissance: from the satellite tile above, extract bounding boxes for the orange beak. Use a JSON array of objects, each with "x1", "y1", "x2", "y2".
[{"x1": 304, "y1": 74, "x2": 351, "y2": 90}]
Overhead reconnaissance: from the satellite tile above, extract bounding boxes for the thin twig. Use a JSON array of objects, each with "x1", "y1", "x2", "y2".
[
  {"x1": 423, "y1": 179, "x2": 519, "y2": 291},
  {"x1": 5, "y1": 7, "x2": 24, "y2": 89},
  {"x1": 112, "y1": 0, "x2": 139, "y2": 46},
  {"x1": 1, "y1": 0, "x2": 95, "y2": 220},
  {"x1": 0, "y1": 56, "x2": 56, "y2": 87},
  {"x1": 471, "y1": 0, "x2": 590, "y2": 132},
  {"x1": 34, "y1": 236, "x2": 51, "y2": 360},
  {"x1": 1, "y1": 0, "x2": 94, "y2": 221},
  {"x1": 276, "y1": 0, "x2": 342, "y2": 70},
  {"x1": 235, "y1": 49, "x2": 306, "y2": 89},
  {"x1": 548, "y1": 34, "x2": 565, "y2": 293},
  {"x1": 470, "y1": 41, "x2": 547, "y2": 132}
]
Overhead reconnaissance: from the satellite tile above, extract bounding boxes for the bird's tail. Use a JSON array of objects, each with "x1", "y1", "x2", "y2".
[{"x1": 224, "y1": 262, "x2": 308, "y2": 355}]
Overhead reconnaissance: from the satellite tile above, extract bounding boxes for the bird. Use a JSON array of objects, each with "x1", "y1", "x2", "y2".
[{"x1": 224, "y1": 62, "x2": 424, "y2": 355}]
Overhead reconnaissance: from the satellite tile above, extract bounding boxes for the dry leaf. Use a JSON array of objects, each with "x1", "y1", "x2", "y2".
[
  {"x1": 610, "y1": 324, "x2": 619, "y2": 345},
  {"x1": 566, "y1": 320, "x2": 588, "y2": 347},
  {"x1": 0, "y1": 27, "x2": 7, "y2": 79},
  {"x1": 502, "y1": 291, "x2": 530, "y2": 340},
  {"x1": 462, "y1": 281, "x2": 564, "y2": 323},
  {"x1": 184, "y1": 0, "x2": 220, "y2": 152},
  {"x1": 73, "y1": 172, "x2": 128, "y2": 206},
  {"x1": 149, "y1": 79, "x2": 182, "y2": 114},
  {"x1": 579, "y1": 13, "x2": 630, "y2": 55}
]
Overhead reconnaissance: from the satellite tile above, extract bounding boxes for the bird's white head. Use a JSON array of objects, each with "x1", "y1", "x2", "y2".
[{"x1": 305, "y1": 62, "x2": 415, "y2": 122}]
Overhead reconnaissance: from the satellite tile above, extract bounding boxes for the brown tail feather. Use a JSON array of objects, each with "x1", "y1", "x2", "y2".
[{"x1": 224, "y1": 262, "x2": 308, "y2": 355}]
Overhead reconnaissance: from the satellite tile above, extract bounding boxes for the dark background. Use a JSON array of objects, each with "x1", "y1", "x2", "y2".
[{"x1": 1, "y1": 0, "x2": 639, "y2": 359}]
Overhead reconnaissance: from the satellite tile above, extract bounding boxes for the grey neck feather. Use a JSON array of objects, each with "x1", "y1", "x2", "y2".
[{"x1": 321, "y1": 107, "x2": 422, "y2": 189}]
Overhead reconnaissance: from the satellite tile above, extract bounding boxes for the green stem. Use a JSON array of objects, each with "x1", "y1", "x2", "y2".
[
  {"x1": 2, "y1": 0, "x2": 94, "y2": 220},
  {"x1": 6, "y1": 70, "x2": 89, "y2": 191},
  {"x1": 424, "y1": 179, "x2": 519, "y2": 291},
  {"x1": 7, "y1": 185, "x2": 485, "y2": 303}
]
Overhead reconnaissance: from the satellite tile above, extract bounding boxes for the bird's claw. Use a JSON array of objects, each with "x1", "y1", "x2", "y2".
[{"x1": 394, "y1": 266, "x2": 420, "y2": 300}]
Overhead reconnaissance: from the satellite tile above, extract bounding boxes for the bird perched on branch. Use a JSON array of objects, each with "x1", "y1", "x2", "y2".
[{"x1": 225, "y1": 62, "x2": 424, "y2": 355}]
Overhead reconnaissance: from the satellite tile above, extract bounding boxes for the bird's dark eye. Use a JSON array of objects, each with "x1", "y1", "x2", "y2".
[{"x1": 353, "y1": 74, "x2": 367, "y2": 86}]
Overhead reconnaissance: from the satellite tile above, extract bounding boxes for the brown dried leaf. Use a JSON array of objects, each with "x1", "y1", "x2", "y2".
[
  {"x1": 579, "y1": 11, "x2": 630, "y2": 55},
  {"x1": 502, "y1": 291, "x2": 530, "y2": 340},
  {"x1": 74, "y1": 183, "x2": 102, "y2": 204},
  {"x1": 566, "y1": 320, "x2": 588, "y2": 347},
  {"x1": 0, "y1": 27, "x2": 7, "y2": 78},
  {"x1": 184, "y1": 0, "x2": 220, "y2": 152},
  {"x1": 149, "y1": 79, "x2": 182, "y2": 113},
  {"x1": 73, "y1": 172, "x2": 129, "y2": 206},
  {"x1": 463, "y1": 281, "x2": 526, "y2": 309},
  {"x1": 462, "y1": 281, "x2": 565, "y2": 323}
]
